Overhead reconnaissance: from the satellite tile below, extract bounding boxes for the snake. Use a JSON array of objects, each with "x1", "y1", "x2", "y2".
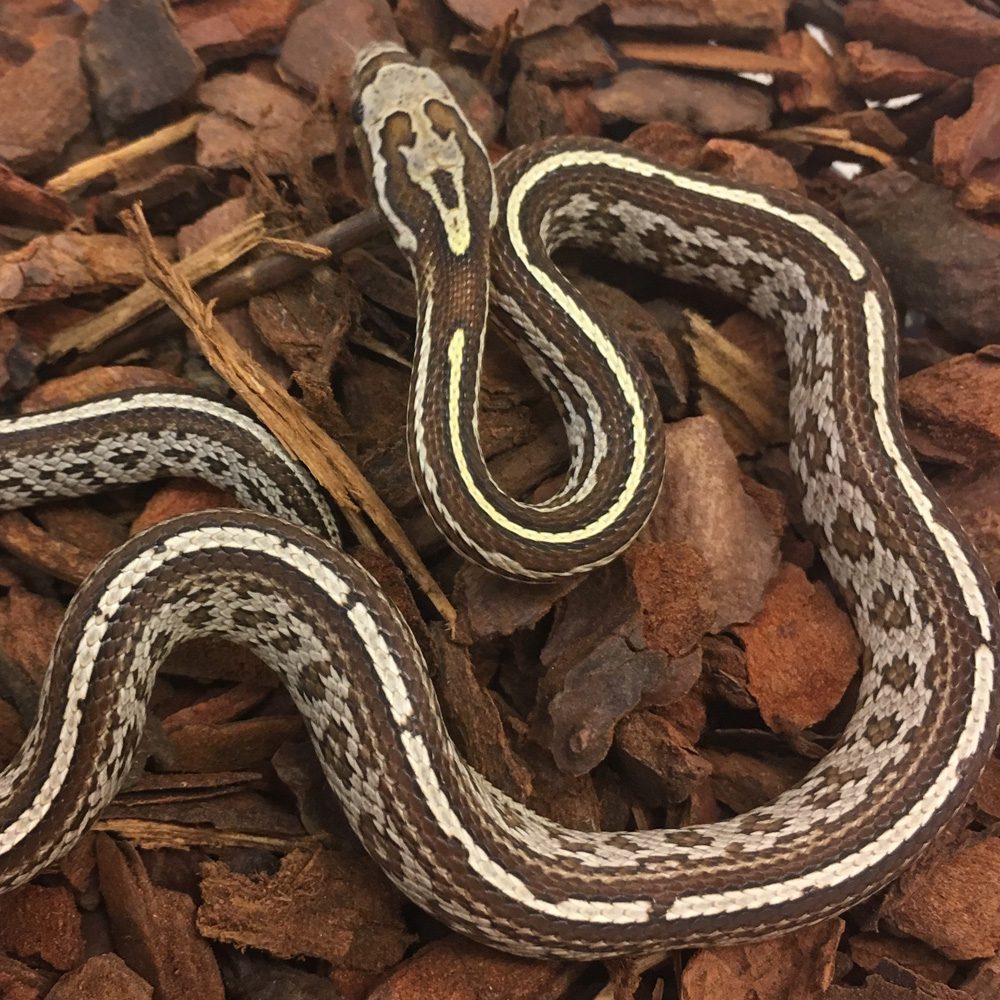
[{"x1": 0, "y1": 41, "x2": 996, "y2": 960}]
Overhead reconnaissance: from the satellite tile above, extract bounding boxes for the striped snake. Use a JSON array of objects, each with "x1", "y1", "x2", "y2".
[{"x1": 0, "y1": 42, "x2": 997, "y2": 959}]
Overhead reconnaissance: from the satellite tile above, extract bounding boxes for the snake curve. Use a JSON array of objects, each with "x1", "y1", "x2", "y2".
[{"x1": 0, "y1": 42, "x2": 996, "y2": 959}]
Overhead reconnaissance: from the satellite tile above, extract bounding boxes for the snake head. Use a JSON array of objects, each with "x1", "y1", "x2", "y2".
[{"x1": 351, "y1": 42, "x2": 497, "y2": 262}]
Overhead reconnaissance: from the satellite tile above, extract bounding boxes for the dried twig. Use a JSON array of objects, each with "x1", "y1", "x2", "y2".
[
  {"x1": 119, "y1": 203, "x2": 456, "y2": 628},
  {"x1": 45, "y1": 113, "x2": 205, "y2": 195},
  {"x1": 47, "y1": 214, "x2": 268, "y2": 361}
]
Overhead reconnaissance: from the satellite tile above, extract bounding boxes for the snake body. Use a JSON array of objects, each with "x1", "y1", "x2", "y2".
[{"x1": 0, "y1": 43, "x2": 996, "y2": 958}]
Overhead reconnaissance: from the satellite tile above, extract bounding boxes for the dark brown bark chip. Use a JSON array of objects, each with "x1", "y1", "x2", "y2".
[
  {"x1": 848, "y1": 932, "x2": 956, "y2": 983},
  {"x1": 0, "y1": 164, "x2": 74, "y2": 229},
  {"x1": 174, "y1": 0, "x2": 299, "y2": 65},
  {"x1": 198, "y1": 846, "x2": 412, "y2": 969},
  {"x1": 367, "y1": 934, "x2": 579, "y2": 999},
  {"x1": 517, "y1": 24, "x2": 617, "y2": 84},
  {"x1": 431, "y1": 628, "x2": 535, "y2": 800},
  {"x1": 0, "y1": 37, "x2": 89, "y2": 172},
  {"x1": 590, "y1": 68, "x2": 774, "y2": 133},
  {"x1": 844, "y1": 0, "x2": 1000, "y2": 77},
  {"x1": 444, "y1": 0, "x2": 602, "y2": 37},
  {"x1": 841, "y1": 169, "x2": 1000, "y2": 347},
  {"x1": 277, "y1": 0, "x2": 400, "y2": 100},
  {"x1": 841, "y1": 41, "x2": 957, "y2": 101},
  {"x1": 0, "y1": 954, "x2": 54, "y2": 1000},
  {"x1": 47, "y1": 954, "x2": 153, "y2": 1000},
  {"x1": 827, "y1": 975, "x2": 969, "y2": 1000},
  {"x1": 81, "y1": 0, "x2": 202, "y2": 133},
  {"x1": 506, "y1": 71, "x2": 567, "y2": 146},
  {"x1": 614, "y1": 708, "x2": 711, "y2": 805},
  {"x1": 96, "y1": 835, "x2": 225, "y2": 1000},
  {"x1": 643, "y1": 416, "x2": 782, "y2": 631},
  {"x1": 608, "y1": 0, "x2": 789, "y2": 44}
]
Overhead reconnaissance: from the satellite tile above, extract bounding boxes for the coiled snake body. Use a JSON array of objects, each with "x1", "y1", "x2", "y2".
[{"x1": 0, "y1": 43, "x2": 996, "y2": 959}]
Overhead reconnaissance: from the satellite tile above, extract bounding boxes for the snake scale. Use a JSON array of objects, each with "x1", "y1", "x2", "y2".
[{"x1": 0, "y1": 42, "x2": 995, "y2": 959}]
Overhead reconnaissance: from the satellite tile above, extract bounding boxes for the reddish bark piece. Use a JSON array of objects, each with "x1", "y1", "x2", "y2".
[
  {"x1": 841, "y1": 41, "x2": 956, "y2": 100},
  {"x1": 934, "y1": 66, "x2": 1000, "y2": 213},
  {"x1": 608, "y1": 0, "x2": 788, "y2": 43},
  {"x1": 437, "y1": 60, "x2": 504, "y2": 145},
  {"x1": 556, "y1": 84, "x2": 602, "y2": 136},
  {"x1": 47, "y1": 954, "x2": 153, "y2": 1000},
  {"x1": 95, "y1": 835, "x2": 225, "y2": 1000},
  {"x1": 624, "y1": 119, "x2": 705, "y2": 168},
  {"x1": 0, "y1": 316, "x2": 42, "y2": 401},
  {"x1": 444, "y1": 0, "x2": 600, "y2": 36},
  {"x1": 0, "y1": 885, "x2": 84, "y2": 971},
  {"x1": 701, "y1": 747, "x2": 809, "y2": 814},
  {"x1": 248, "y1": 272, "x2": 353, "y2": 377},
  {"x1": 624, "y1": 541, "x2": 714, "y2": 657},
  {"x1": 277, "y1": 0, "x2": 400, "y2": 100},
  {"x1": 938, "y1": 467, "x2": 1000, "y2": 584},
  {"x1": 198, "y1": 846, "x2": 412, "y2": 969},
  {"x1": 643, "y1": 416, "x2": 781, "y2": 630},
  {"x1": 0, "y1": 164, "x2": 74, "y2": 229},
  {"x1": 848, "y1": 932, "x2": 956, "y2": 983},
  {"x1": 454, "y1": 562, "x2": 578, "y2": 641},
  {"x1": 770, "y1": 29, "x2": 852, "y2": 115},
  {"x1": 0, "y1": 37, "x2": 89, "y2": 172},
  {"x1": 0, "y1": 697, "x2": 26, "y2": 765},
  {"x1": 538, "y1": 558, "x2": 704, "y2": 775},
  {"x1": 702, "y1": 634, "x2": 755, "y2": 710},
  {"x1": 972, "y1": 753, "x2": 1000, "y2": 819},
  {"x1": 517, "y1": 23, "x2": 616, "y2": 83},
  {"x1": 160, "y1": 682, "x2": 271, "y2": 734},
  {"x1": 882, "y1": 835, "x2": 1000, "y2": 959},
  {"x1": 841, "y1": 169, "x2": 1000, "y2": 346},
  {"x1": 681, "y1": 919, "x2": 843, "y2": 1000},
  {"x1": 131, "y1": 479, "x2": 237, "y2": 536},
  {"x1": 699, "y1": 138, "x2": 800, "y2": 190},
  {"x1": 0, "y1": 510, "x2": 101, "y2": 584},
  {"x1": 734, "y1": 563, "x2": 860, "y2": 733},
  {"x1": 32, "y1": 504, "x2": 126, "y2": 563},
  {"x1": 827, "y1": 976, "x2": 968, "y2": 1000},
  {"x1": 816, "y1": 107, "x2": 908, "y2": 151},
  {"x1": 168, "y1": 716, "x2": 305, "y2": 772},
  {"x1": 900, "y1": 353, "x2": 1000, "y2": 470},
  {"x1": 196, "y1": 71, "x2": 339, "y2": 174},
  {"x1": 0, "y1": 584, "x2": 63, "y2": 684},
  {"x1": 81, "y1": 0, "x2": 202, "y2": 132},
  {"x1": 431, "y1": 629, "x2": 534, "y2": 800},
  {"x1": 0, "y1": 233, "x2": 152, "y2": 312},
  {"x1": 174, "y1": 0, "x2": 299, "y2": 64},
  {"x1": 590, "y1": 68, "x2": 773, "y2": 133},
  {"x1": 19, "y1": 365, "x2": 187, "y2": 413},
  {"x1": 176, "y1": 196, "x2": 251, "y2": 257},
  {"x1": 614, "y1": 708, "x2": 710, "y2": 805},
  {"x1": 964, "y1": 955, "x2": 1000, "y2": 999},
  {"x1": 366, "y1": 934, "x2": 579, "y2": 1000},
  {"x1": 95, "y1": 163, "x2": 217, "y2": 233},
  {"x1": 0, "y1": 954, "x2": 53, "y2": 1000},
  {"x1": 505, "y1": 72, "x2": 566, "y2": 146},
  {"x1": 395, "y1": 0, "x2": 456, "y2": 52},
  {"x1": 844, "y1": 0, "x2": 1000, "y2": 77}
]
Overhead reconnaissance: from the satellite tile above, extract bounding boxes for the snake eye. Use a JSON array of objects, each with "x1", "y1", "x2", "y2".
[{"x1": 351, "y1": 98, "x2": 365, "y2": 126}]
